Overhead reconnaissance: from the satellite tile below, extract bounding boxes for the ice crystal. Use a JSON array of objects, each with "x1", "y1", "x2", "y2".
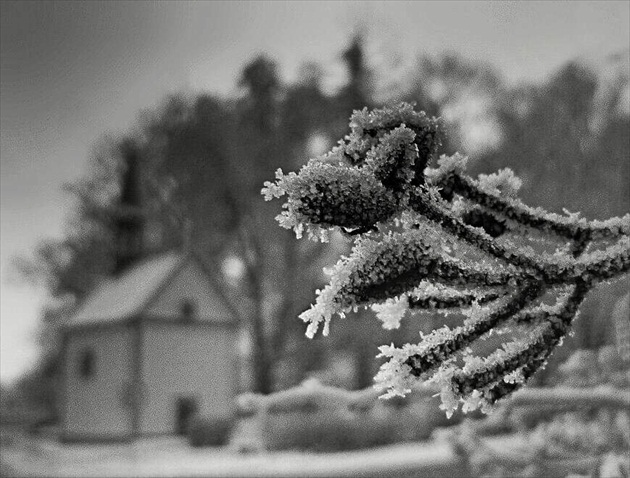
[
  {"x1": 476, "y1": 168, "x2": 522, "y2": 198},
  {"x1": 371, "y1": 296, "x2": 408, "y2": 329}
]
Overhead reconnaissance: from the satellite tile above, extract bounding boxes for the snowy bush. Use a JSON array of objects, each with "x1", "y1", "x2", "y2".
[
  {"x1": 262, "y1": 103, "x2": 630, "y2": 417},
  {"x1": 188, "y1": 416, "x2": 234, "y2": 447},
  {"x1": 236, "y1": 380, "x2": 463, "y2": 451},
  {"x1": 262, "y1": 409, "x2": 396, "y2": 452}
]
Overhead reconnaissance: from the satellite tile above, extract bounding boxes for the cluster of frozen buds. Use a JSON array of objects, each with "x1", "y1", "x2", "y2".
[{"x1": 262, "y1": 103, "x2": 630, "y2": 416}]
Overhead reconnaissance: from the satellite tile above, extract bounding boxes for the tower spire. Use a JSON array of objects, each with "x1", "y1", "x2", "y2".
[{"x1": 113, "y1": 139, "x2": 145, "y2": 275}]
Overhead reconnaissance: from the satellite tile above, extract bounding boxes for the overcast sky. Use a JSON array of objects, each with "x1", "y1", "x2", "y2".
[{"x1": 1, "y1": 0, "x2": 629, "y2": 384}]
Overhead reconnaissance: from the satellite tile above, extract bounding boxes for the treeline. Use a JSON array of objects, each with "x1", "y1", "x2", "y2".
[{"x1": 11, "y1": 38, "x2": 629, "y2": 420}]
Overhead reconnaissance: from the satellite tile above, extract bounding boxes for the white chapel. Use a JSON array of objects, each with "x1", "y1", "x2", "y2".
[{"x1": 60, "y1": 146, "x2": 238, "y2": 442}]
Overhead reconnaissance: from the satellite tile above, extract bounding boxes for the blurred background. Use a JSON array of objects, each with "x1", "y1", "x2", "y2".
[{"x1": 1, "y1": 1, "x2": 629, "y2": 477}]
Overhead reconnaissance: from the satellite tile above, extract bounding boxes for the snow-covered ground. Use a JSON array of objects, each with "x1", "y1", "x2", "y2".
[{"x1": 1, "y1": 435, "x2": 465, "y2": 478}]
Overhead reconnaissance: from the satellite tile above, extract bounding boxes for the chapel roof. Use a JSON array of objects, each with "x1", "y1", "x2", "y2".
[{"x1": 66, "y1": 251, "x2": 201, "y2": 327}]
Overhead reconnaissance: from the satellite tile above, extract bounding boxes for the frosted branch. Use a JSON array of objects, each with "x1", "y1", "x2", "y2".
[{"x1": 262, "y1": 102, "x2": 630, "y2": 415}]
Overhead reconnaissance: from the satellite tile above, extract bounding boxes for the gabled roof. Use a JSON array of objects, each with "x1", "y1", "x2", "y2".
[{"x1": 66, "y1": 251, "x2": 189, "y2": 327}]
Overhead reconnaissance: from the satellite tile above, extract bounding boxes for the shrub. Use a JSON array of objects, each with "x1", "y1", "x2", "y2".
[
  {"x1": 263, "y1": 408, "x2": 402, "y2": 452},
  {"x1": 349, "y1": 408, "x2": 401, "y2": 448},
  {"x1": 263, "y1": 410, "x2": 356, "y2": 451},
  {"x1": 188, "y1": 416, "x2": 233, "y2": 448},
  {"x1": 260, "y1": 396, "x2": 467, "y2": 451}
]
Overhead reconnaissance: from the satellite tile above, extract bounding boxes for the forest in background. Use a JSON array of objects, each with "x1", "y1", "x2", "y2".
[{"x1": 5, "y1": 36, "x2": 629, "y2": 422}]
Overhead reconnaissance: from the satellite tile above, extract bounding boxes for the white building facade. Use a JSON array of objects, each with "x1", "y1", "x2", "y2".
[{"x1": 60, "y1": 252, "x2": 238, "y2": 442}]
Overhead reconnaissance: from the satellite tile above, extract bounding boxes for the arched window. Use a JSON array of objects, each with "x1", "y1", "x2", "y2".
[{"x1": 78, "y1": 348, "x2": 96, "y2": 380}]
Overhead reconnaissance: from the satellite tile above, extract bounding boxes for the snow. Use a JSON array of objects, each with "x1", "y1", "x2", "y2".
[
  {"x1": 68, "y1": 252, "x2": 184, "y2": 326},
  {"x1": 2, "y1": 436, "x2": 463, "y2": 478}
]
